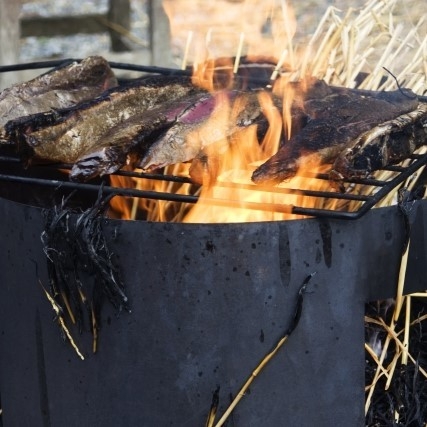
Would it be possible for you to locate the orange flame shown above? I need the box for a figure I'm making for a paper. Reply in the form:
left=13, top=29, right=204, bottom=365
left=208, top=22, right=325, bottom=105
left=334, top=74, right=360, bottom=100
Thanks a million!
left=109, top=1, right=341, bottom=223
left=182, top=75, right=337, bottom=224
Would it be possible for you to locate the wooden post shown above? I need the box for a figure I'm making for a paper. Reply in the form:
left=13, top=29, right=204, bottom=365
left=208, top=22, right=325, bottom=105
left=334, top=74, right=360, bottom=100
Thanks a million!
left=148, top=0, right=172, bottom=66
left=107, top=0, right=131, bottom=52
left=0, top=0, right=21, bottom=89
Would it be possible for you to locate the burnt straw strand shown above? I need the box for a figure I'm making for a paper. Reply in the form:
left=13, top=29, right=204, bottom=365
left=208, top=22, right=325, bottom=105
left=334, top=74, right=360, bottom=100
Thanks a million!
left=40, top=187, right=129, bottom=355
left=365, top=299, right=427, bottom=426
left=208, top=273, right=315, bottom=427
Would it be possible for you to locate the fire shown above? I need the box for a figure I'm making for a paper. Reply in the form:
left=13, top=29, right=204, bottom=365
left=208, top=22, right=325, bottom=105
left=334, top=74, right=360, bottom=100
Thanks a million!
left=108, top=0, right=426, bottom=223
left=209, top=78, right=337, bottom=223
left=182, top=75, right=337, bottom=223
left=162, top=0, right=321, bottom=223
left=109, top=0, right=338, bottom=223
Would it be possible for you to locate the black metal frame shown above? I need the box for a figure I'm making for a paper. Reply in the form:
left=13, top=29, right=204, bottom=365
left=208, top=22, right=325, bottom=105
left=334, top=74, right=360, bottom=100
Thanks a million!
left=1, top=59, right=427, bottom=220
left=0, top=58, right=190, bottom=76
left=2, top=152, right=427, bottom=219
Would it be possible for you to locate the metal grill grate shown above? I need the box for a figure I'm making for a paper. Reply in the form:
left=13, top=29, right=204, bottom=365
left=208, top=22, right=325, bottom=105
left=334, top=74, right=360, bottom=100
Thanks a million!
left=1, top=152, right=427, bottom=219
left=1, top=59, right=427, bottom=220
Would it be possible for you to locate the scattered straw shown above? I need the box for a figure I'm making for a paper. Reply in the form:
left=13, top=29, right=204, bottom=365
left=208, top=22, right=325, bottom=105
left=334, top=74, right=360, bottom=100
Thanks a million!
left=214, top=336, right=290, bottom=426
left=96, top=15, right=148, bottom=48
left=364, top=342, right=391, bottom=380
left=40, top=281, right=84, bottom=361
left=233, top=32, right=245, bottom=73
left=60, top=291, right=76, bottom=325
left=377, top=316, right=427, bottom=379
left=205, top=386, right=220, bottom=427
left=91, top=304, right=98, bottom=354
left=401, top=295, right=411, bottom=365
left=394, top=245, right=410, bottom=322
left=181, top=31, right=193, bottom=70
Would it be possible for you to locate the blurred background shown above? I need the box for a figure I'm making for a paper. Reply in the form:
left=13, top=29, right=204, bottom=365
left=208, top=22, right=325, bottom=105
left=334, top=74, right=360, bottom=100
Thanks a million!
left=0, top=1, right=426, bottom=88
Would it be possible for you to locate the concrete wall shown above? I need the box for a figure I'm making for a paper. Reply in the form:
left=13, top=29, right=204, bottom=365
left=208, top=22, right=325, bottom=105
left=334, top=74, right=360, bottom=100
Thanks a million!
left=0, top=0, right=21, bottom=89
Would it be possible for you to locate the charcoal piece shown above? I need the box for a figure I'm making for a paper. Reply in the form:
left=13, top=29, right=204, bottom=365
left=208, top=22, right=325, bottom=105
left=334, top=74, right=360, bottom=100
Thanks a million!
left=0, top=56, right=117, bottom=142
left=251, top=81, right=420, bottom=186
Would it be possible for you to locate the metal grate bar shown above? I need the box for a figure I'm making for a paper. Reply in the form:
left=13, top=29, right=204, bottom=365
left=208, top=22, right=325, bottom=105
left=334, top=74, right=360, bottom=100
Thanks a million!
left=0, top=59, right=190, bottom=76
left=1, top=152, right=427, bottom=219
left=19, top=159, right=371, bottom=202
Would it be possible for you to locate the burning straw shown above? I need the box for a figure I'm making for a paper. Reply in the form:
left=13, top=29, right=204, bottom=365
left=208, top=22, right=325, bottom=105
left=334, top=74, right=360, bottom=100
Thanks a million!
left=300, top=1, right=427, bottom=422
left=158, top=0, right=427, bottom=423
left=35, top=0, right=425, bottom=421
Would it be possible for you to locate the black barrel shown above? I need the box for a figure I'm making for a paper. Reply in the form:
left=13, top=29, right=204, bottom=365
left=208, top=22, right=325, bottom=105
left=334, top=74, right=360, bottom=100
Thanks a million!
left=1, top=196, right=426, bottom=426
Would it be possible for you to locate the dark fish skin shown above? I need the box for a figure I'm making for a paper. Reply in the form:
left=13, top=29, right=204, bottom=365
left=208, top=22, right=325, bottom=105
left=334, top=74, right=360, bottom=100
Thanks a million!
left=0, top=56, right=117, bottom=142
left=330, top=103, right=427, bottom=188
left=69, top=113, right=169, bottom=181
left=69, top=93, right=211, bottom=181
left=12, top=76, right=203, bottom=164
left=138, top=90, right=263, bottom=171
left=137, top=92, right=221, bottom=171
left=251, top=83, right=419, bottom=185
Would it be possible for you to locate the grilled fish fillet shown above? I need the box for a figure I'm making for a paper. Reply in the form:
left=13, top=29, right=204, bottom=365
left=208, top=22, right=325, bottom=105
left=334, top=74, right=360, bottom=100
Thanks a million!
left=138, top=90, right=262, bottom=171
left=0, top=56, right=117, bottom=142
left=330, top=102, right=427, bottom=188
left=11, top=76, right=203, bottom=165
left=69, top=92, right=211, bottom=181
left=251, top=80, right=420, bottom=185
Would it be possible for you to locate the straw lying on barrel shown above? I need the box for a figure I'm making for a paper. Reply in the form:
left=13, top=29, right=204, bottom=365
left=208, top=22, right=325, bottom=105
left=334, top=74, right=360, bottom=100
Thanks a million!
left=173, top=0, right=427, bottom=423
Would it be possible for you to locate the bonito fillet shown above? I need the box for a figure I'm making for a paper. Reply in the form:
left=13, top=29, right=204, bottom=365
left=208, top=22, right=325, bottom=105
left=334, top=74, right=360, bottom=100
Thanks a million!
left=0, top=56, right=117, bottom=142
left=251, top=81, right=420, bottom=186
left=9, top=76, right=204, bottom=167
left=69, top=92, right=212, bottom=181
left=138, top=90, right=263, bottom=171
left=330, top=103, right=427, bottom=189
